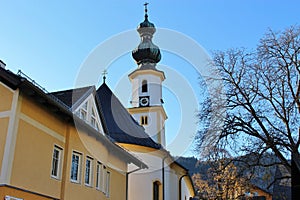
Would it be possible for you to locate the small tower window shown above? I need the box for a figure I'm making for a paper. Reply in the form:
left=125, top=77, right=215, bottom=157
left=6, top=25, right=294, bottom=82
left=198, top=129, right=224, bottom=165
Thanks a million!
left=142, top=80, right=148, bottom=93
left=141, top=116, right=148, bottom=125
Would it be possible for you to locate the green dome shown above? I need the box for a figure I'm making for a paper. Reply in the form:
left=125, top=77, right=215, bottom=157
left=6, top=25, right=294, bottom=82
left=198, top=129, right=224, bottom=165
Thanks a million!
left=132, top=41, right=161, bottom=64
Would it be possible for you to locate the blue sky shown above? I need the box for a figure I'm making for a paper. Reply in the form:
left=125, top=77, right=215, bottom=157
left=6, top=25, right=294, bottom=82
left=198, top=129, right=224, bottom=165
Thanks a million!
left=1, top=0, right=299, bottom=157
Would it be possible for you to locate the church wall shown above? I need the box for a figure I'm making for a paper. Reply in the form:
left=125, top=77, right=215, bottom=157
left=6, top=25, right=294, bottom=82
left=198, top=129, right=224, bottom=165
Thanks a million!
left=131, top=73, right=163, bottom=106
left=165, top=167, right=179, bottom=200
left=130, top=78, right=140, bottom=107
left=131, top=111, right=158, bottom=138
left=129, top=171, right=162, bottom=200
left=180, top=178, right=193, bottom=200
left=125, top=148, right=172, bottom=200
left=128, top=107, right=166, bottom=146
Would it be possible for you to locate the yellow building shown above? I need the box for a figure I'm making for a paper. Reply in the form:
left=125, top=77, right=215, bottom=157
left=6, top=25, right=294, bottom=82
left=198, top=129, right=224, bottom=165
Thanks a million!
left=0, top=66, right=146, bottom=200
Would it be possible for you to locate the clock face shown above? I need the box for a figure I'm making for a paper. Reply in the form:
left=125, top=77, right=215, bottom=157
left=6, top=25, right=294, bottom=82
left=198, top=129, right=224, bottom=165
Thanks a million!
left=139, top=96, right=149, bottom=107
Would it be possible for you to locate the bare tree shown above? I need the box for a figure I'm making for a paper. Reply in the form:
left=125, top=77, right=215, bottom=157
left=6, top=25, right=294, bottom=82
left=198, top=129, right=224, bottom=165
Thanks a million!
left=197, top=25, right=299, bottom=180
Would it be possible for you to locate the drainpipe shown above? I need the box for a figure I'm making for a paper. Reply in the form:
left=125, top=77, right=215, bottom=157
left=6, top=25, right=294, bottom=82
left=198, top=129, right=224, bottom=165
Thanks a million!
left=162, top=156, right=168, bottom=200
left=126, top=166, right=144, bottom=200
left=179, top=174, right=188, bottom=200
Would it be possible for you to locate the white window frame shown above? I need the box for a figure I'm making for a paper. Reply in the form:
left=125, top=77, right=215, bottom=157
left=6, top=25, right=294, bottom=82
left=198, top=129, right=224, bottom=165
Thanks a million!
left=105, top=171, right=110, bottom=197
left=85, top=156, right=93, bottom=186
left=91, top=108, right=99, bottom=130
left=70, top=151, right=82, bottom=183
left=102, top=166, right=107, bottom=193
left=51, top=145, right=63, bottom=179
left=96, top=162, right=102, bottom=190
left=79, top=101, right=88, bottom=121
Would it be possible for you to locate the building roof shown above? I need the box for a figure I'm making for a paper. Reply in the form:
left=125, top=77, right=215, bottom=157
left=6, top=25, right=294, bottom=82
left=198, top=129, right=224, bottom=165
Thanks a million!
left=96, top=83, right=161, bottom=149
left=49, top=80, right=161, bottom=149
left=50, top=86, right=94, bottom=108
left=0, top=67, right=147, bottom=169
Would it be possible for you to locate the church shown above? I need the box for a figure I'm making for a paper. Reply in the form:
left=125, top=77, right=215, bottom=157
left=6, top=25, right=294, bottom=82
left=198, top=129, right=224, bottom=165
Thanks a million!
left=0, top=4, right=195, bottom=200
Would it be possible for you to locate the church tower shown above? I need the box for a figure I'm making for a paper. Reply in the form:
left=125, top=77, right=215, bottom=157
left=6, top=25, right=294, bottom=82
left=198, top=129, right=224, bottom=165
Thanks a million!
left=128, top=3, right=167, bottom=147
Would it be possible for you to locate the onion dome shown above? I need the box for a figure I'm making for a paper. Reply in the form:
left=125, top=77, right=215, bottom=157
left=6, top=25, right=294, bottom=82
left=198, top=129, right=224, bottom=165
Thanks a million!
left=132, top=3, right=161, bottom=66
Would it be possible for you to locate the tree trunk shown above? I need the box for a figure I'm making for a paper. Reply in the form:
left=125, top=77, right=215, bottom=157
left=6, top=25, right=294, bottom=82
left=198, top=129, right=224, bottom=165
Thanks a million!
left=292, top=153, right=300, bottom=200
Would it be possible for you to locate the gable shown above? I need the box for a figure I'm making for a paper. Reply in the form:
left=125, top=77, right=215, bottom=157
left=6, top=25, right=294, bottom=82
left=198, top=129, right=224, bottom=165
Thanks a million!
left=74, top=93, right=104, bottom=134
left=50, top=86, right=105, bottom=134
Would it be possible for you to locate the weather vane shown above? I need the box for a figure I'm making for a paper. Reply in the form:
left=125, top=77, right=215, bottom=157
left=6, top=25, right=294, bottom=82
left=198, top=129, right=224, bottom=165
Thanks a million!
left=102, top=69, right=107, bottom=83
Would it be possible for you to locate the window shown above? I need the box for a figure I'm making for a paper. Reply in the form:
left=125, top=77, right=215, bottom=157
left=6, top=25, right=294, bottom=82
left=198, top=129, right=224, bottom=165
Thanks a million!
left=101, top=166, right=110, bottom=196
left=71, top=152, right=82, bottom=183
left=79, top=101, right=88, bottom=121
left=105, top=171, right=110, bottom=197
left=102, top=166, right=107, bottom=193
left=96, top=162, right=102, bottom=190
left=153, top=181, right=161, bottom=200
left=51, top=145, right=62, bottom=179
left=141, top=116, right=148, bottom=125
left=85, top=157, right=93, bottom=186
left=91, top=108, right=99, bottom=130
left=142, top=80, right=148, bottom=93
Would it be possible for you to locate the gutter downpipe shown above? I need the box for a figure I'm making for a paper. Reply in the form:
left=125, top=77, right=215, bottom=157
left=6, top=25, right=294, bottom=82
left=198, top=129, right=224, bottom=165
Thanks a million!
left=126, top=166, right=144, bottom=200
left=179, top=174, right=188, bottom=200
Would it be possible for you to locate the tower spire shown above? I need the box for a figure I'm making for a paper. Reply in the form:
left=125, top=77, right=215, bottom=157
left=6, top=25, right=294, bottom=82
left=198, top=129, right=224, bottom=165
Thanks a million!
left=144, top=2, right=149, bottom=18
left=132, top=3, right=161, bottom=68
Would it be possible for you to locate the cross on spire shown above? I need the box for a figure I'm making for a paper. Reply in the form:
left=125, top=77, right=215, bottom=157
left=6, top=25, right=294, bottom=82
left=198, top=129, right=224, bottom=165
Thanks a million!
left=102, top=69, right=107, bottom=83
left=144, top=2, right=149, bottom=18
left=144, top=2, right=149, bottom=13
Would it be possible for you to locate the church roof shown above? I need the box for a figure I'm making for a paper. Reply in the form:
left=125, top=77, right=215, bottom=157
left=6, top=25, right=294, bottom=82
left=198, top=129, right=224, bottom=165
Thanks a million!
left=48, top=81, right=161, bottom=149
left=96, top=83, right=161, bottom=149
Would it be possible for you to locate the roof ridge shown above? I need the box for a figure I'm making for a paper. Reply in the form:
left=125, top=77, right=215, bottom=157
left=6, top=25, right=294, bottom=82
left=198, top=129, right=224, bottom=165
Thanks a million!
left=50, top=85, right=94, bottom=94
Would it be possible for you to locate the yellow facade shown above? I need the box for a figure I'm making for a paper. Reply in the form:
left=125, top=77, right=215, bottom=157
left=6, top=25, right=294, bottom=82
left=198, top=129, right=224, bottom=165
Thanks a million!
left=0, top=81, right=132, bottom=200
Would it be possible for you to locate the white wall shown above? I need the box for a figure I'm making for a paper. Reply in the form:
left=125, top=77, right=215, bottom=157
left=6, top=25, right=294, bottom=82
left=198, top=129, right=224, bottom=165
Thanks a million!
left=127, top=151, right=194, bottom=200
left=130, top=74, right=163, bottom=107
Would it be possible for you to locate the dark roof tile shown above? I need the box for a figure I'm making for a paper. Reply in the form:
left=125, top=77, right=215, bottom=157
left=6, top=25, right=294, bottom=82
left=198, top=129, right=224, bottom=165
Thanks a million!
left=50, top=86, right=94, bottom=108
left=96, top=83, right=161, bottom=149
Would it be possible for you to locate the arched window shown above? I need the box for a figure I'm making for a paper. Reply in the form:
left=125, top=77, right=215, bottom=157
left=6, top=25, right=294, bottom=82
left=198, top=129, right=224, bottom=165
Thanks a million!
left=142, top=80, right=148, bottom=93
left=153, top=181, right=160, bottom=200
